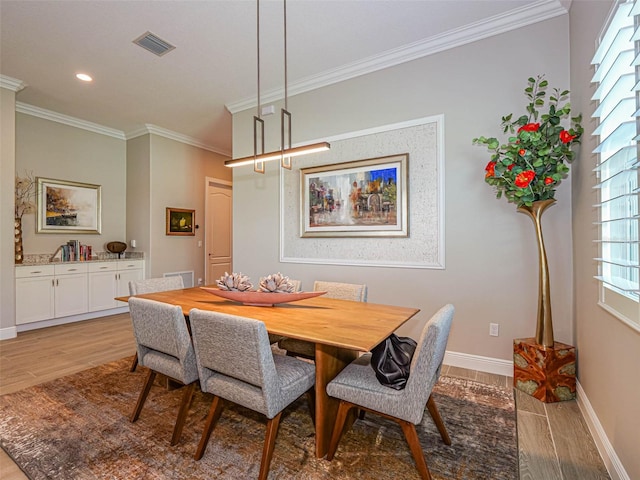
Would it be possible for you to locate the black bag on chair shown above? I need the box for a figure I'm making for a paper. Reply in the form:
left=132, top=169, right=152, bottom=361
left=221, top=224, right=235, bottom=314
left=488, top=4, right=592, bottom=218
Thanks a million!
left=370, top=333, right=417, bottom=390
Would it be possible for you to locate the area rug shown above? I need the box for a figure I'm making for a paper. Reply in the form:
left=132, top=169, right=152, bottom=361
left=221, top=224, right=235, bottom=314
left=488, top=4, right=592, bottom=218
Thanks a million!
left=0, top=358, right=517, bottom=479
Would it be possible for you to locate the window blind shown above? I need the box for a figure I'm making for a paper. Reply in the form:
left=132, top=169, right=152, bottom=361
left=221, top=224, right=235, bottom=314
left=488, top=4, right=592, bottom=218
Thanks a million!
left=591, top=0, right=640, bottom=298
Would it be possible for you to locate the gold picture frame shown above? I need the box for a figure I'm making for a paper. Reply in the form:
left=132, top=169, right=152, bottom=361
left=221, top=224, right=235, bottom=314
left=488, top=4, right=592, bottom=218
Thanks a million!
left=166, top=207, right=195, bottom=236
left=36, top=177, right=101, bottom=234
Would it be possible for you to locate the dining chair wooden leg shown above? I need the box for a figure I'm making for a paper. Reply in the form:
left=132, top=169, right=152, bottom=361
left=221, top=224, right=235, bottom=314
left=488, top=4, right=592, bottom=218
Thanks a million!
left=130, top=369, right=156, bottom=423
left=259, top=412, right=283, bottom=480
left=306, top=389, right=316, bottom=426
left=399, top=419, right=432, bottom=480
left=171, top=382, right=196, bottom=446
left=195, top=396, right=224, bottom=460
left=426, top=394, right=451, bottom=445
left=326, top=400, right=356, bottom=461
left=129, top=353, right=138, bottom=372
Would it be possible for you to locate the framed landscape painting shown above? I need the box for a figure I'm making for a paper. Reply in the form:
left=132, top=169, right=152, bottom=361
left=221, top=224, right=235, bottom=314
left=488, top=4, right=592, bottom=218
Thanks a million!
left=300, top=153, right=408, bottom=237
left=166, top=207, right=195, bottom=236
left=36, top=177, right=101, bottom=234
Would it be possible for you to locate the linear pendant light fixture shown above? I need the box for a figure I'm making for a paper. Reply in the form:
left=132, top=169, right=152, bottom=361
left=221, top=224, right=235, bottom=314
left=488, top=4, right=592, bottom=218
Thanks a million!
left=225, top=0, right=330, bottom=171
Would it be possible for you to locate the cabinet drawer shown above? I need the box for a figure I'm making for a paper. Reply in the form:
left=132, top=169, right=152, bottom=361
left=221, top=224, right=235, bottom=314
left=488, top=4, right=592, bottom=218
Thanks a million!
left=55, top=263, right=89, bottom=275
left=88, top=262, right=117, bottom=273
left=15, top=265, right=55, bottom=278
left=118, top=260, right=143, bottom=271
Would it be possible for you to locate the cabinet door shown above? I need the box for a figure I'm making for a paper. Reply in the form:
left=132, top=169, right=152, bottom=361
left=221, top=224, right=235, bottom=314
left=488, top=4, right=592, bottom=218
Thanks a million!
left=16, top=277, right=55, bottom=324
left=54, top=273, right=88, bottom=318
left=88, top=271, right=117, bottom=312
left=117, top=269, right=143, bottom=305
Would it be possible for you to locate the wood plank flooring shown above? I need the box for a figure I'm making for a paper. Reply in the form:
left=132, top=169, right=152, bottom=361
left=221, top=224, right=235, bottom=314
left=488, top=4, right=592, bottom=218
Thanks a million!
left=0, top=314, right=610, bottom=479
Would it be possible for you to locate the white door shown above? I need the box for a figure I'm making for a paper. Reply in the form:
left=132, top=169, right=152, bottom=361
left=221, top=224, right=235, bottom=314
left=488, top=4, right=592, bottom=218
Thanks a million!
left=205, top=178, right=232, bottom=285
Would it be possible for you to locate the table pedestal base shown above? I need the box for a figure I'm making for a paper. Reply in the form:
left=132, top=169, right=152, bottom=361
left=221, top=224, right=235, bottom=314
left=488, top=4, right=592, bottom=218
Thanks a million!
left=513, top=337, right=576, bottom=403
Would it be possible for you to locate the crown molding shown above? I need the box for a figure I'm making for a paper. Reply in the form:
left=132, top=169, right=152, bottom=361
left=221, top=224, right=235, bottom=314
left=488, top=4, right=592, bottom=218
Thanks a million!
left=16, top=102, right=126, bottom=139
left=14, top=103, right=229, bottom=155
left=0, top=74, right=27, bottom=92
left=126, top=124, right=231, bottom=157
left=226, top=0, right=568, bottom=114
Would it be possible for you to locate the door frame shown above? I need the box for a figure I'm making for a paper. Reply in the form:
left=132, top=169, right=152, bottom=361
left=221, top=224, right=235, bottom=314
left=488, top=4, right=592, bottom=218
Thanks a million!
left=204, top=177, right=233, bottom=285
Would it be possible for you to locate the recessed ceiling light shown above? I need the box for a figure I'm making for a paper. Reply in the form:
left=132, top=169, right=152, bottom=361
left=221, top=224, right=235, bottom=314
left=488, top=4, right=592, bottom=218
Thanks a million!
left=76, top=73, right=93, bottom=82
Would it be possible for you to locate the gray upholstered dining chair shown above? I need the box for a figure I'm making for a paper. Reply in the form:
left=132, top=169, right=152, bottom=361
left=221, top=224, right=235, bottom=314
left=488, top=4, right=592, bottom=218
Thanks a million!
left=325, top=304, right=454, bottom=480
left=128, top=276, right=185, bottom=372
left=278, top=280, right=368, bottom=359
left=189, top=308, right=316, bottom=480
left=128, top=297, right=198, bottom=446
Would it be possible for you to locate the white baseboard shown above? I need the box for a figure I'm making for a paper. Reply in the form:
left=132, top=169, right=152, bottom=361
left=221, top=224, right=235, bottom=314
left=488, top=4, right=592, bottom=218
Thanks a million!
left=577, top=381, right=630, bottom=480
left=0, top=326, right=18, bottom=340
left=15, top=307, right=129, bottom=333
left=444, top=350, right=513, bottom=376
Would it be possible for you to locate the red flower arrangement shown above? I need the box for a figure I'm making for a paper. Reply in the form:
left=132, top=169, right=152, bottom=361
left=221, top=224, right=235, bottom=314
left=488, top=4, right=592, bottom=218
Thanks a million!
left=473, top=75, right=583, bottom=207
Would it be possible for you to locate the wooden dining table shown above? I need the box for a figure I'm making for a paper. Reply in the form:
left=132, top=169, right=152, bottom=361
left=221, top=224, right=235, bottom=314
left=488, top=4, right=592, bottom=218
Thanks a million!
left=117, top=286, right=420, bottom=458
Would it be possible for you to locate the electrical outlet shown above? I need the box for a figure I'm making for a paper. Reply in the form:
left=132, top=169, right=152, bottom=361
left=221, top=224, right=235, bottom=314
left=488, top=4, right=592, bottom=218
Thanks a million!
left=197, top=278, right=203, bottom=285
left=489, top=323, right=499, bottom=337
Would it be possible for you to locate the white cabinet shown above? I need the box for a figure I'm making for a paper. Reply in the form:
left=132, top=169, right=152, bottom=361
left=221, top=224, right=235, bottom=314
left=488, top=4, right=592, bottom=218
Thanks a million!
left=15, top=263, right=88, bottom=324
left=88, top=260, right=144, bottom=311
left=17, top=259, right=145, bottom=325
left=53, top=263, right=88, bottom=317
left=115, top=260, right=144, bottom=301
left=15, top=265, right=55, bottom=324
left=88, top=262, right=118, bottom=312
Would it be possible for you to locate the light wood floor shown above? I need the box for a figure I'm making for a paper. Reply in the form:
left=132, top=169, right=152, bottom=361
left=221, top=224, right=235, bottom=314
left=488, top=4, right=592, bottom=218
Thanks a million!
left=0, top=314, right=610, bottom=479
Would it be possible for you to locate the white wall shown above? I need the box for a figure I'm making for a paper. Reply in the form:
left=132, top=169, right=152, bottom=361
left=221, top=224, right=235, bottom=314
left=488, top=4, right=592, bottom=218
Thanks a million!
left=231, top=15, right=573, bottom=362
left=126, top=135, right=151, bottom=275
left=0, top=87, right=17, bottom=332
left=148, top=134, right=231, bottom=283
left=8, top=113, right=231, bottom=328
left=570, top=1, right=640, bottom=478
left=15, top=113, right=127, bottom=255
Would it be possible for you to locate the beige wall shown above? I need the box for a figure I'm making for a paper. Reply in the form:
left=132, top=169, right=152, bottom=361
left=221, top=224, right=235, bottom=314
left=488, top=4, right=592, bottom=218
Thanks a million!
left=8, top=113, right=230, bottom=327
left=231, top=16, right=573, bottom=361
left=126, top=135, right=151, bottom=275
left=570, top=1, right=640, bottom=478
left=0, top=87, right=17, bottom=332
left=15, top=113, right=127, bottom=255
left=147, top=134, right=231, bottom=283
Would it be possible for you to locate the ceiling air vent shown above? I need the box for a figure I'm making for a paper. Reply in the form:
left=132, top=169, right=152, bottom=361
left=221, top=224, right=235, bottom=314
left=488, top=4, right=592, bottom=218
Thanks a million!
left=133, top=31, right=175, bottom=57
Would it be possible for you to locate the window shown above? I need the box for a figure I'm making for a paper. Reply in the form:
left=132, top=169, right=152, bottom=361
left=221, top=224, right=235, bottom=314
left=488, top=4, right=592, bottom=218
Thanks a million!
left=591, top=0, right=640, bottom=330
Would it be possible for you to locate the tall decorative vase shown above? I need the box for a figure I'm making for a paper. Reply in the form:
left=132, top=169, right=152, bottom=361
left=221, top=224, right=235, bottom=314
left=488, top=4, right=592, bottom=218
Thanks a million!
left=14, top=217, right=23, bottom=264
left=513, top=199, right=576, bottom=403
left=516, top=198, right=555, bottom=347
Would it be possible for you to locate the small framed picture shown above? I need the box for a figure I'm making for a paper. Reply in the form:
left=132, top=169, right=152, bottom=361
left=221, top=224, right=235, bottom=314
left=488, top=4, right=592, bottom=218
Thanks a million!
left=166, top=208, right=195, bottom=236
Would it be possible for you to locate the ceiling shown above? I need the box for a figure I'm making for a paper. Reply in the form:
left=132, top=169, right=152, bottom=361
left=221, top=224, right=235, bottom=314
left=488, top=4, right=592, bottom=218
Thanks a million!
left=0, top=0, right=569, bottom=156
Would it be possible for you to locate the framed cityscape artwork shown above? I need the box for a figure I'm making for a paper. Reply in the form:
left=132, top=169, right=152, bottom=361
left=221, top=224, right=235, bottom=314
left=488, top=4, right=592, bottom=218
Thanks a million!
left=300, top=153, right=408, bottom=237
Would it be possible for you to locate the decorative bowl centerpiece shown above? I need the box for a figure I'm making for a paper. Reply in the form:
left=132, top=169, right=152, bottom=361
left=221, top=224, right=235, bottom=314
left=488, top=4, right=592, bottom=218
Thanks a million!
left=201, top=272, right=326, bottom=307
left=106, top=241, right=127, bottom=258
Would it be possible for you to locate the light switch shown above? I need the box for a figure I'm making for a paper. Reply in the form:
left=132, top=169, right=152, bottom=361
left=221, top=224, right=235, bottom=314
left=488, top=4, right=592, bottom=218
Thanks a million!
left=198, top=240, right=202, bottom=248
